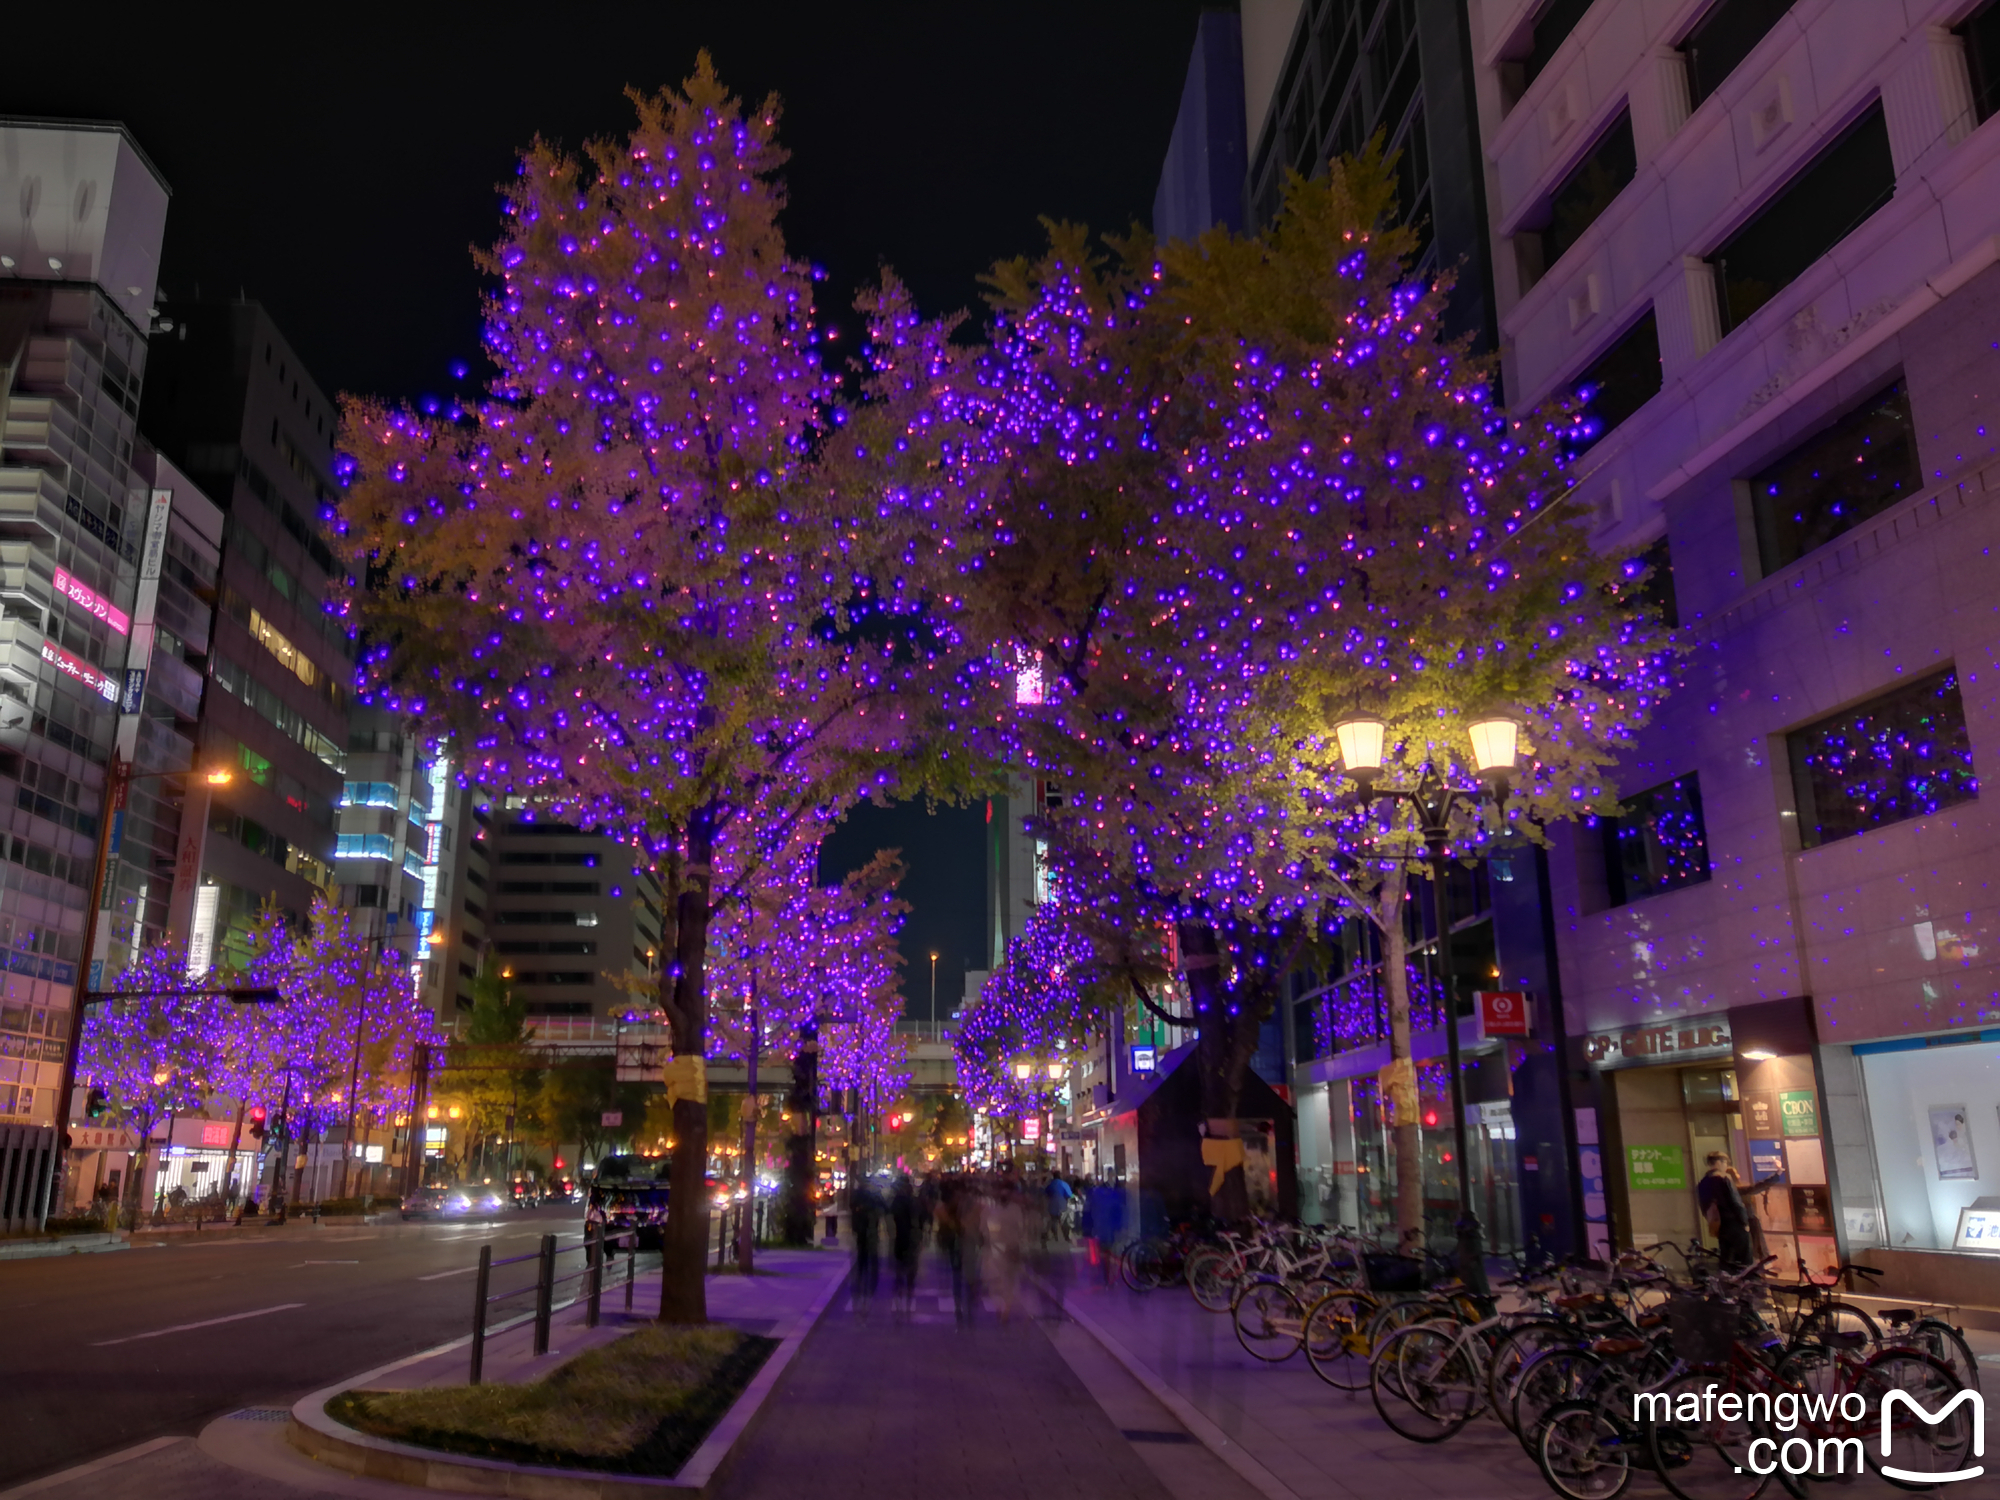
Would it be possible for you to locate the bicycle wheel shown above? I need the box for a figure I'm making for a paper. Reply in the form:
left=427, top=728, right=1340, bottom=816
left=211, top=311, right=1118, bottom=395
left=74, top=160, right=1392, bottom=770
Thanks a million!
left=1487, top=1321, right=1574, bottom=1435
left=1304, top=1290, right=1378, bottom=1392
left=1538, top=1399, right=1634, bottom=1500
left=1234, top=1279, right=1305, bottom=1362
left=1513, top=1347, right=1605, bottom=1456
left=1186, top=1248, right=1238, bottom=1312
left=1647, top=1368, right=1771, bottom=1500
left=1900, top=1317, right=1980, bottom=1393
left=1370, top=1321, right=1482, bottom=1443
left=1858, top=1349, right=1975, bottom=1490
left=1794, top=1301, right=1881, bottom=1350
left=1119, top=1241, right=1158, bottom=1293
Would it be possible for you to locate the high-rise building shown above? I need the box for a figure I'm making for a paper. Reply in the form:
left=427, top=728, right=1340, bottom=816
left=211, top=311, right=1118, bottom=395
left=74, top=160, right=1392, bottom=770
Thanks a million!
left=484, top=814, right=663, bottom=1030
left=1244, top=0, right=1498, bottom=349
left=0, top=120, right=170, bottom=1165
left=1466, top=0, right=2000, bottom=1281
left=139, top=300, right=350, bottom=968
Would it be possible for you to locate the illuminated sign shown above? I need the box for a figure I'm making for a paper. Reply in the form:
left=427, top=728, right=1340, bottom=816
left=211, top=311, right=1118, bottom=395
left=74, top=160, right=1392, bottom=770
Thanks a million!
left=1130, top=1046, right=1157, bottom=1073
left=1584, top=1016, right=1732, bottom=1068
left=40, top=640, right=119, bottom=702
left=53, top=568, right=131, bottom=634
left=188, top=885, right=220, bottom=977
left=1477, top=990, right=1531, bottom=1037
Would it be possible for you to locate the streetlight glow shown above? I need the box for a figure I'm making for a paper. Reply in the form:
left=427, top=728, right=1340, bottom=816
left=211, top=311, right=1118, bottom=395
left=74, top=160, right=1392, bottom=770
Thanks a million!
left=1333, top=714, right=1386, bottom=781
left=1466, top=715, right=1520, bottom=777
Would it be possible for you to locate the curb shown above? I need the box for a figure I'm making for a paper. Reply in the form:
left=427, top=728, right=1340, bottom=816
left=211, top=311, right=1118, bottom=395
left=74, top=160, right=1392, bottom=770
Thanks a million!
left=1040, top=1282, right=1302, bottom=1500
left=286, top=1263, right=849, bottom=1497
left=0, top=1233, right=129, bottom=1260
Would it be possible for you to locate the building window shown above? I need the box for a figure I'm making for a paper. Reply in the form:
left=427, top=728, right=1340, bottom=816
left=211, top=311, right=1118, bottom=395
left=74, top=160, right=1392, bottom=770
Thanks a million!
left=1603, top=774, right=1711, bottom=906
left=1541, top=109, right=1635, bottom=267
left=1748, top=380, right=1918, bottom=573
left=1571, top=310, right=1662, bottom=451
left=1787, top=668, right=1978, bottom=850
left=1519, top=0, right=1597, bottom=93
left=1681, top=0, right=1798, bottom=112
left=1959, top=0, right=2000, bottom=124
left=1632, top=535, right=1678, bottom=629
left=1710, top=103, right=1894, bottom=334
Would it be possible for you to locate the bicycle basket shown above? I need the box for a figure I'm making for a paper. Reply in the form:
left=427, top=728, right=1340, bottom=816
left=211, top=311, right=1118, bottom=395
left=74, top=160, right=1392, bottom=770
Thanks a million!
left=1666, top=1293, right=1738, bottom=1364
left=1362, top=1251, right=1425, bottom=1292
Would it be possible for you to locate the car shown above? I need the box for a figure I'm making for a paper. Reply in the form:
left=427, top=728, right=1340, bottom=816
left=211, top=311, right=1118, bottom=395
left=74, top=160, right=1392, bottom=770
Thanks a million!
left=401, top=1185, right=447, bottom=1220
left=442, top=1184, right=506, bottom=1216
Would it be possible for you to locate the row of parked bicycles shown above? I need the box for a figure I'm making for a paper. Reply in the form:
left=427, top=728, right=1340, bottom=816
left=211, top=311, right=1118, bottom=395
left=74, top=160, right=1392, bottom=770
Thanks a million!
left=1116, top=1219, right=1983, bottom=1499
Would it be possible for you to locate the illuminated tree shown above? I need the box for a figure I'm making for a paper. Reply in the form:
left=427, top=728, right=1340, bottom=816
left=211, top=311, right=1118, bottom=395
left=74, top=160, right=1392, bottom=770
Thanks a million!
left=334, top=58, right=992, bottom=1316
left=964, top=151, right=1679, bottom=1221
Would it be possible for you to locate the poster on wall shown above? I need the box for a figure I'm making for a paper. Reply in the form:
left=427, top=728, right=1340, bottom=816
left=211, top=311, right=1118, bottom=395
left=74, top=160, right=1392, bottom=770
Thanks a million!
left=1743, top=1092, right=1779, bottom=1136
left=1627, top=1144, right=1686, bottom=1190
left=1779, top=1089, right=1819, bottom=1137
left=1790, top=1183, right=1834, bottom=1236
left=1784, top=1137, right=1828, bottom=1187
left=1764, top=1230, right=1798, bottom=1276
left=1929, top=1105, right=1978, bottom=1180
left=1760, top=1183, right=1795, bottom=1234
left=1748, top=1138, right=1787, bottom=1184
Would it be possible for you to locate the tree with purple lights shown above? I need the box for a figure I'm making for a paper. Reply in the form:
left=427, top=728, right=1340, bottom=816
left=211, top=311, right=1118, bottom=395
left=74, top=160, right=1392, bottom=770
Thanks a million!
left=954, top=899, right=1102, bottom=1126
left=335, top=58, right=992, bottom=1316
left=966, top=151, right=1679, bottom=1222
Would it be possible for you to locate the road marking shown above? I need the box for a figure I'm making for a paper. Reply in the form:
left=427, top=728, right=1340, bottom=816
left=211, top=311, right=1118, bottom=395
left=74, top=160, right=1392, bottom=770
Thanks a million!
left=0, top=1436, right=184, bottom=1496
left=89, top=1302, right=305, bottom=1347
left=290, top=1260, right=360, bottom=1267
left=417, top=1265, right=479, bottom=1281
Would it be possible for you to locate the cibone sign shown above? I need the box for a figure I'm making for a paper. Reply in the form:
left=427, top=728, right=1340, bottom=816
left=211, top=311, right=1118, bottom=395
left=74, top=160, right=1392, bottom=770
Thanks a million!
left=1631, top=1384, right=1984, bottom=1483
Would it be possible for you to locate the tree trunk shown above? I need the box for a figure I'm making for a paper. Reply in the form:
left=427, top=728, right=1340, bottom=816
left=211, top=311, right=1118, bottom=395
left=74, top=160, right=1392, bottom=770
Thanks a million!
left=659, top=802, right=717, bottom=1324
left=220, top=1099, right=248, bottom=1212
left=779, top=1025, right=818, bottom=1245
left=1377, top=864, right=1424, bottom=1245
left=737, top=999, right=757, bottom=1274
left=1177, top=918, right=1250, bottom=1221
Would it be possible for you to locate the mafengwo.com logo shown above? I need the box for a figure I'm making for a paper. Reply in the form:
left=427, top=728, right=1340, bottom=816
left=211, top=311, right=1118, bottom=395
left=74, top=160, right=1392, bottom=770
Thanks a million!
left=1640, top=1383, right=1984, bottom=1483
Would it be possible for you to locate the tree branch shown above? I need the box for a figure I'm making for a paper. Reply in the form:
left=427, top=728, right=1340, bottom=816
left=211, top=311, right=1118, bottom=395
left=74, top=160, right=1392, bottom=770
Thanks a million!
left=1131, top=973, right=1195, bottom=1027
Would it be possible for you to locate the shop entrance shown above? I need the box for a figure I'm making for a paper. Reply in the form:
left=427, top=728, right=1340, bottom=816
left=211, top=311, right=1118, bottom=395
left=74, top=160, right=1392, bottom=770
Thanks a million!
left=1605, top=1064, right=1740, bottom=1253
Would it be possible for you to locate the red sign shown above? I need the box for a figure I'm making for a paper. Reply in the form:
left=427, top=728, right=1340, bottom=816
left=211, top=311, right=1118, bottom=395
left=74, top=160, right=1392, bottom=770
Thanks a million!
left=1022, top=1116, right=1042, bottom=1142
left=200, top=1120, right=234, bottom=1146
left=1477, top=990, right=1531, bottom=1037
left=53, top=567, right=131, bottom=634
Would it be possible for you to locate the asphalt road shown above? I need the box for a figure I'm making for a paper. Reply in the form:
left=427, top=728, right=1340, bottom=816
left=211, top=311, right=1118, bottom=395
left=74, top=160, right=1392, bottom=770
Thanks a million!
left=0, top=1205, right=634, bottom=1488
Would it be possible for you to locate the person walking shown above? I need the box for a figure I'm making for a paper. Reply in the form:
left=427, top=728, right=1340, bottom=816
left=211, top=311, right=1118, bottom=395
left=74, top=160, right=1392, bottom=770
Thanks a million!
left=890, top=1173, right=921, bottom=1314
left=1043, top=1173, right=1073, bottom=1242
left=850, top=1177, right=883, bottom=1309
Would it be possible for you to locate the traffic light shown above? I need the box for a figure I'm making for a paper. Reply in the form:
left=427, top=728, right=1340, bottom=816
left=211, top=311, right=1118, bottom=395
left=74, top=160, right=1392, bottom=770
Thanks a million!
left=85, top=1088, right=107, bottom=1119
left=248, top=1105, right=267, bottom=1141
left=1421, top=1109, right=1440, bottom=1129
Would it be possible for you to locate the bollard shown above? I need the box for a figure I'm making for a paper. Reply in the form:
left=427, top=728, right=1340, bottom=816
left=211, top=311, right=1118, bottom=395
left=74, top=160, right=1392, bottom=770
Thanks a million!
left=532, top=1233, right=556, bottom=1356
left=585, top=1222, right=603, bottom=1328
left=824, top=1210, right=838, bottom=1244
left=714, top=1206, right=725, bottom=1270
left=470, top=1244, right=492, bottom=1385
left=625, top=1232, right=636, bottom=1313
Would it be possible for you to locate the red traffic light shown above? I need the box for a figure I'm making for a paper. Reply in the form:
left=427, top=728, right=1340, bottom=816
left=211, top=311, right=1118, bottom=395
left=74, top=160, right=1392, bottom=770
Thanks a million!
left=249, top=1106, right=267, bottom=1123
left=553, top=1156, right=565, bottom=1170
left=1421, top=1109, right=1440, bottom=1128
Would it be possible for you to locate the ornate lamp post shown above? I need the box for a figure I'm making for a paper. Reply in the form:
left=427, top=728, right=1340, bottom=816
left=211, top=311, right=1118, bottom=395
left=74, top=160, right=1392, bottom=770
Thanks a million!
left=1332, top=711, right=1519, bottom=1294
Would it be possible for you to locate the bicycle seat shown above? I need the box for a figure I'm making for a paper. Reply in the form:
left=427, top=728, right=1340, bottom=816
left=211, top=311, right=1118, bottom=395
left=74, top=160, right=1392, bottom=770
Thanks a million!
left=1591, top=1336, right=1647, bottom=1356
left=1882, top=1307, right=1915, bottom=1324
left=1555, top=1293, right=1602, bottom=1311
left=1636, top=1312, right=1665, bottom=1329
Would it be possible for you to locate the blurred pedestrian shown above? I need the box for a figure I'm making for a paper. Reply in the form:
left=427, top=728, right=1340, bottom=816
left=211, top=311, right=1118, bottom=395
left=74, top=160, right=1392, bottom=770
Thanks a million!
left=851, top=1177, right=883, bottom=1308
left=1043, top=1173, right=1073, bottom=1242
left=1087, top=1177, right=1126, bottom=1286
left=890, top=1173, right=920, bottom=1313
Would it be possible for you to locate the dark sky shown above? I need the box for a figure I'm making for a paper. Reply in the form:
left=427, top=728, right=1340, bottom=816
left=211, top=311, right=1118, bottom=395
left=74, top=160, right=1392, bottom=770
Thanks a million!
left=5, top=1, right=1214, bottom=1015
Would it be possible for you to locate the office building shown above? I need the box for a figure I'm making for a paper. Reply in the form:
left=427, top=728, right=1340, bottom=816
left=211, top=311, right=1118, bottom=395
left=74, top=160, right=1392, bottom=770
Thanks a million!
left=1467, top=0, right=2000, bottom=1292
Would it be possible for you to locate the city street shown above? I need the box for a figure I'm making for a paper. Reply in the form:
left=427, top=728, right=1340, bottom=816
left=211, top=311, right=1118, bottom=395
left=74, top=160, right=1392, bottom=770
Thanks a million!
left=0, top=1206, right=593, bottom=1488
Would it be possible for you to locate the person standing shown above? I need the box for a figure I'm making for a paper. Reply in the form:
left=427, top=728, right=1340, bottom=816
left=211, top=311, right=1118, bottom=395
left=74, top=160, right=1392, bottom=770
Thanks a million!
left=890, top=1173, right=921, bottom=1313
left=850, top=1177, right=883, bottom=1308
left=1696, top=1152, right=1752, bottom=1269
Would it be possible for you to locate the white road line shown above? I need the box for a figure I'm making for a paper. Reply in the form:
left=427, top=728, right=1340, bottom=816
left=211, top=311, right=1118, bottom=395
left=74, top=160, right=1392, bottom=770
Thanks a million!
left=290, top=1260, right=360, bottom=1267
left=0, top=1436, right=184, bottom=1496
left=89, top=1302, right=305, bottom=1347
left=417, top=1265, right=479, bottom=1281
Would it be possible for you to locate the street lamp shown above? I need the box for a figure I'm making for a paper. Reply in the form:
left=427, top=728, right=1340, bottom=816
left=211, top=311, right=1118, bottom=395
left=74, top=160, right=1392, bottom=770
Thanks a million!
left=1332, top=711, right=1520, bottom=1294
left=929, top=952, right=939, bottom=1039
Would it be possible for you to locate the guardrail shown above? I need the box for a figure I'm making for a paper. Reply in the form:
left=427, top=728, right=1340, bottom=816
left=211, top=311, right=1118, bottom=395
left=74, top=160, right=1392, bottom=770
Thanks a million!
left=468, top=1224, right=637, bottom=1384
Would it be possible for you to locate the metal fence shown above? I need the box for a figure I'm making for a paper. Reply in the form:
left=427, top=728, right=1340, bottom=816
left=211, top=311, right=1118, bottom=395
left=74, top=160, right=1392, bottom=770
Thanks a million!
left=0, top=1123, right=57, bottom=1233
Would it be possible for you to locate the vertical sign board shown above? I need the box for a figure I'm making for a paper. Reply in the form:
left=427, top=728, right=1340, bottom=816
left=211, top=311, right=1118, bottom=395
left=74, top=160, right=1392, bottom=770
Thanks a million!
left=1476, top=990, right=1531, bottom=1037
left=187, top=885, right=221, bottom=978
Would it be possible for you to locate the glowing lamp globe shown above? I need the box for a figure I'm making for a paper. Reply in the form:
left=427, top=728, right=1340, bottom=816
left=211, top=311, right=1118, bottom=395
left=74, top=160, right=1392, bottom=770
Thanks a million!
left=1467, top=715, right=1520, bottom=778
left=1333, top=714, right=1386, bottom=784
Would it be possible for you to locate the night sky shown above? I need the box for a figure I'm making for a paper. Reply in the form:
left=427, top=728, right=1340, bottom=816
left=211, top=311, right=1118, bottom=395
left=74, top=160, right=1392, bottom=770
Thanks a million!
left=4, top=2, right=1216, bottom=1016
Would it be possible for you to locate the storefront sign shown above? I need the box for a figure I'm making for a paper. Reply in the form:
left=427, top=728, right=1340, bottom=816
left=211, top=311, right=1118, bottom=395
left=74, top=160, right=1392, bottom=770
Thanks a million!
left=1130, top=1045, right=1157, bottom=1073
left=1780, top=1089, right=1819, bottom=1137
left=1627, top=1144, right=1687, bottom=1190
left=199, top=1121, right=233, bottom=1146
left=67, top=1125, right=138, bottom=1150
left=39, top=640, right=119, bottom=702
left=1477, top=990, right=1531, bottom=1037
left=52, top=568, right=131, bottom=634
left=1585, top=1017, right=1731, bottom=1068
left=1022, top=1117, right=1042, bottom=1142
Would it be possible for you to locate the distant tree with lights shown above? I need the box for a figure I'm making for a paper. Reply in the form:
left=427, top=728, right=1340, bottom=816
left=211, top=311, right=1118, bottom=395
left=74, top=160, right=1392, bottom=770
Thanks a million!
left=336, top=59, right=994, bottom=1316
left=966, top=150, right=1679, bottom=1221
